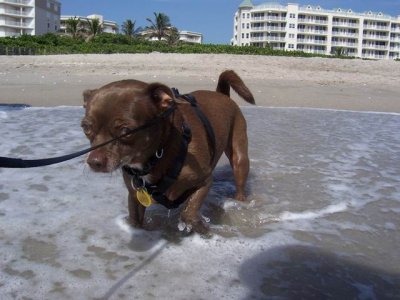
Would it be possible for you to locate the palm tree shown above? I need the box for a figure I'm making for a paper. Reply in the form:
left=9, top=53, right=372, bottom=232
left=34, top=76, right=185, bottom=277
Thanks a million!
left=166, top=27, right=181, bottom=46
left=86, top=18, right=103, bottom=41
left=122, top=19, right=136, bottom=38
left=65, top=17, right=84, bottom=39
left=145, top=12, right=172, bottom=41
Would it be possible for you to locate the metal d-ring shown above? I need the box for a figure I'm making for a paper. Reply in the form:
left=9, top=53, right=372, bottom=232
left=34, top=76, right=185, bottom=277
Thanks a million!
left=130, top=177, right=147, bottom=191
left=156, top=148, right=164, bottom=159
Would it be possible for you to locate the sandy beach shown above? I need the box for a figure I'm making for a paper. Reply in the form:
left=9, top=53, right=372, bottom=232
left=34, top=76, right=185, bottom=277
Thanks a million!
left=0, top=53, right=399, bottom=113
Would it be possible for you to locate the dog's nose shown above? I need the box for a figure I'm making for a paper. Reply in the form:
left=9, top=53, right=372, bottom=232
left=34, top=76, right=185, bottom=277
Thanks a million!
left=87, top=152, right=107, bottom=172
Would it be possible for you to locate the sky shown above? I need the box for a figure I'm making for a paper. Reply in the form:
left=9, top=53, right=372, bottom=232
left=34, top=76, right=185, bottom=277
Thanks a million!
left=60, top=0, right=400, bottom=44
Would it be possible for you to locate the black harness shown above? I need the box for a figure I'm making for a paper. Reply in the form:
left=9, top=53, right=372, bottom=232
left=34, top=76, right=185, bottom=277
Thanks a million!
left=123, top=89, right=216, bottom=209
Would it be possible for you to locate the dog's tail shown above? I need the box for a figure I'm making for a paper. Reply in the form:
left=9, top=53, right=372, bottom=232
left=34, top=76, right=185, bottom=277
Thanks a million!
left=216, top=70, right=255, bottom=105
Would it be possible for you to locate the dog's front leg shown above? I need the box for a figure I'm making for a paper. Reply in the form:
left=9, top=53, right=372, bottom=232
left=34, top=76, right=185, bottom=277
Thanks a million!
left=127, top=191, right=146, bottom=227
left=123, top=173, right=146, bottom=227
left=180, top=176, right=212, bottom=235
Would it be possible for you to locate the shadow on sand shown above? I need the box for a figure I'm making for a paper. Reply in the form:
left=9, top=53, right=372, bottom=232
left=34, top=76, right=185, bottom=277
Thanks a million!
left=239, top=245, right=400, bottom=299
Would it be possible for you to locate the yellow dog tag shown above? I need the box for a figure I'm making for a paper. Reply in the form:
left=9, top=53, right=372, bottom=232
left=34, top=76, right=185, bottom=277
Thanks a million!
left=136, top=188, right=153, bottom=207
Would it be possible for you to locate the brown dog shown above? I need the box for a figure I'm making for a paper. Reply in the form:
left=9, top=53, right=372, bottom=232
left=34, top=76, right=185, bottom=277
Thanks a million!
left=81, top=70, right=255, bottom=234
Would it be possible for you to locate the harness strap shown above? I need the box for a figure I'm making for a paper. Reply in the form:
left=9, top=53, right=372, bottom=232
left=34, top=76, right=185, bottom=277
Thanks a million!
left=124, top=90, right=217, bottom=210
left=172, top=88, right=216, bottom=165
left=123, top=123, right=192, bottom=209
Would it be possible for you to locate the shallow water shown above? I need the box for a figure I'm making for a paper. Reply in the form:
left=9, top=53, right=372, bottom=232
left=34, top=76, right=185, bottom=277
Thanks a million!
left=0, top=106, right=399, bottom=299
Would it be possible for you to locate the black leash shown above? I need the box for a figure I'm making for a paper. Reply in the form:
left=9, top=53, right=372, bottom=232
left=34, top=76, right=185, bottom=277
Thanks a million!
left=0, top=103, right=177, bottom=168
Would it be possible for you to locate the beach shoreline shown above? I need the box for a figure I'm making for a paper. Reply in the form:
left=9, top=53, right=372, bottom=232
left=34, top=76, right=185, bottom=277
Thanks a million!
left=1, top=53, right=399, bottom=113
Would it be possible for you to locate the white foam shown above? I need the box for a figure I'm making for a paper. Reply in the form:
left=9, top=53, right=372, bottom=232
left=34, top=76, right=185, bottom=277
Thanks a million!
left=279, top=202, right=349, bottom=221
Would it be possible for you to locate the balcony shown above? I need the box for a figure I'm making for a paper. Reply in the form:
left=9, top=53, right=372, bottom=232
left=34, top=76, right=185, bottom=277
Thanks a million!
left=252, top=26, right=286, bottom=32
left=297, top=28, right=327, bottom=35
left=331, top=41, right=357, bottom=47
left=252, top=16, right=286, bottom=22
left=0, top=0, right=33, bottom=6
left=362, top=44, right=388, bottom=50
left=297, top=38, right=327, bottom=45
left=251, top=35, right=285, bottom=42
left=363, top=24, right=389, bottom=31
left=363, top=34, right=389, bottom=41
left=332, top=31, right=358, bottom=37
left=391, top=27, right=400, bottom=33
left=0, top=8, right=32, bottom=17
left=332, top=22, right=359, bottom=28
left=0, top=20, right=31, bottom=28
left=298, top=18, right=328, bottom=25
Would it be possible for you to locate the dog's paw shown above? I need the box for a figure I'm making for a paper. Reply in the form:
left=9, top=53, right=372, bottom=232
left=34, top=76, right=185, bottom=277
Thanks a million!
left=178, top=218, right=211, bottom=237
left=235, top=192, right=247, bottom=202
left=125, top=216, right=143, bottom=228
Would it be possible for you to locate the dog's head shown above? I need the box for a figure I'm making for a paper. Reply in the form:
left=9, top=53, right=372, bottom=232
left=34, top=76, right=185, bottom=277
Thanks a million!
left=81, top=80, right=174, bottom=172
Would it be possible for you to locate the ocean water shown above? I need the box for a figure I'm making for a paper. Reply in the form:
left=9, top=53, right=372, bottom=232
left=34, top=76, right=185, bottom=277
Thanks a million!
left=0, top=106, right=399, bottom=299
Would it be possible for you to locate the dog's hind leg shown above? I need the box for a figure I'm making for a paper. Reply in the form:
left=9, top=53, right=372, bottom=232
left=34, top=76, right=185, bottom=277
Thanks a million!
left=225, top=112, right=250, bottom=202
left=180, top=176, right=213, bottom=235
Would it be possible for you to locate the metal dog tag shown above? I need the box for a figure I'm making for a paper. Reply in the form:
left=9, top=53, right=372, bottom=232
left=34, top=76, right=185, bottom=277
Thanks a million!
left=136, top=188, right=153, bottom=207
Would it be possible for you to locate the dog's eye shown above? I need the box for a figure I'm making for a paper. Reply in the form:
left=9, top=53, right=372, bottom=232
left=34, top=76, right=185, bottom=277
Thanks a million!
left=120, top=127, right=132, bottom=136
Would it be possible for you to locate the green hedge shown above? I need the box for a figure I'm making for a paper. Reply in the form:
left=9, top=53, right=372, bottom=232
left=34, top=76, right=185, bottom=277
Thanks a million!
left=0, top=32, right=347, bottom=59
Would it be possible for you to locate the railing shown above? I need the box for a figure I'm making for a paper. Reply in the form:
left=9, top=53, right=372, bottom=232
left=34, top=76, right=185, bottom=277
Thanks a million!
left=363, top=24, right=389, bottom=30
left=297, top=38, right=327, bottom=44
left=363, top=34, right=389, bottom=40
left=332, top=31, right=358, bottom=37
left=298, top=29, right=327, bottom=34
left=252, top=16, right=287, bottom=22
left=298, top=18, right=328, bottom=25
left=332, top=22, right=359, bottom=28
left=2, top=0, right=32, bottom=5
left=0, top=20, right=31, bottom=27
left=252, top=26, right=286, bottom=32
left=251, top=36, right=285, bottom=42
left=3, top=9, right=31, bottom=16
left=362, top=44, right=388, bottom=50
left=331, top=41, right=357, bottom=47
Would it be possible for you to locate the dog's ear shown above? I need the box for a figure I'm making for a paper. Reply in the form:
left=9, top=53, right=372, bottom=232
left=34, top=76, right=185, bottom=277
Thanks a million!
left=83, top=89, right=96, bottom=109
left=147, top=83, right=174, bottom=111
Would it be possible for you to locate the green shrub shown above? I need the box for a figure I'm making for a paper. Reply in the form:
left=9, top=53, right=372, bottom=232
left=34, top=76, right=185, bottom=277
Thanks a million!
left=0, top=33, right=349, bottom=60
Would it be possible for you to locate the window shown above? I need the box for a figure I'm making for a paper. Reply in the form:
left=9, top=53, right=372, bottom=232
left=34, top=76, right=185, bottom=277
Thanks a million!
left=289, top=13, right=296, bottom=18
left=289, top=23, right=295, bottom=29
left=289, top=33, right=295, bottom=38
left=242, top=33, right=244, bottom=38
left=242, top=13, right=245, bottom=18
left=246, top=33, right=249, bottom=38
left=247, top=23, right=250, bottom=29
left=242, top=23, right=245, bottom=29
left=247, top=13, right=250, bottom=19
left=288, top=44, right=294, bottom=49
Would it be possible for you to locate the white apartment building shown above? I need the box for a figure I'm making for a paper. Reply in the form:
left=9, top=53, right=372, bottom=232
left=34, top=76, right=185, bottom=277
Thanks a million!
left=233, top=1, right=400, bottom=59
left=60, top=14, right=119, bottom=34
left=141, top=29, right=203, bottom=44
left=0, top=0, right=60, bottom=37
left=179, top=30, right=202, bottom=44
